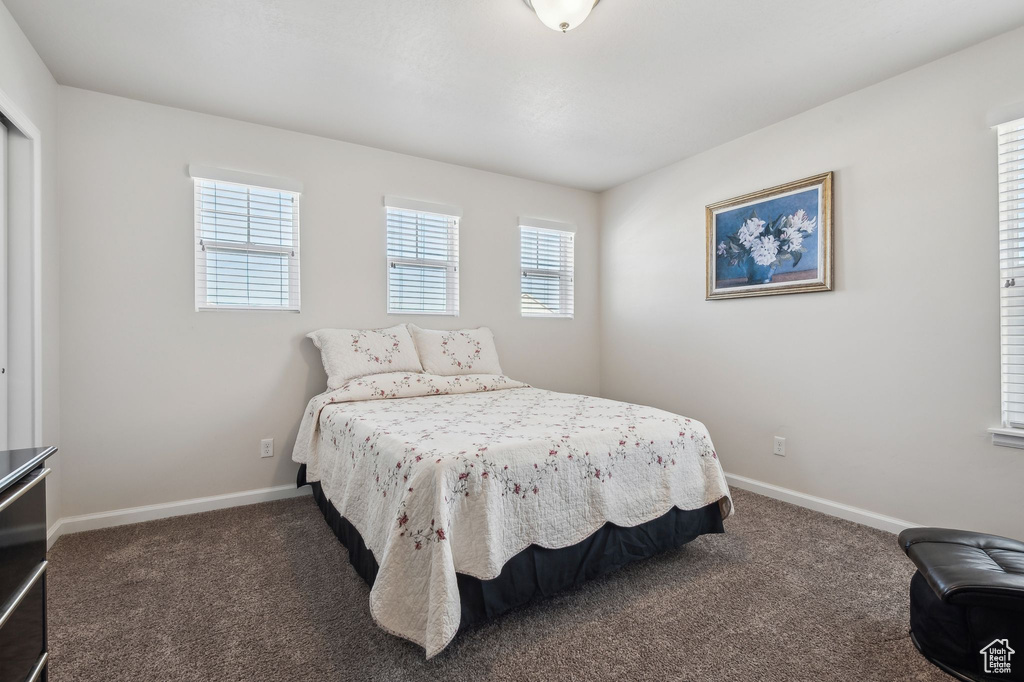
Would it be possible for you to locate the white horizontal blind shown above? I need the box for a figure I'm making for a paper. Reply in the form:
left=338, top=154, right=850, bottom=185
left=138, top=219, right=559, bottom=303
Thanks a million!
left=1000, top=117, right=1024, bottom=427
left=386, top=202, right=459, bottom=315
left=521, top=226, right=574, bottom=318
left=194, top=178, right=300, bottom=311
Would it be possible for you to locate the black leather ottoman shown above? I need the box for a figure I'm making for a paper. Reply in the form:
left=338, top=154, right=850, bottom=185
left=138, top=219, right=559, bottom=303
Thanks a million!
left=899, top=528, right=1024, bottom=681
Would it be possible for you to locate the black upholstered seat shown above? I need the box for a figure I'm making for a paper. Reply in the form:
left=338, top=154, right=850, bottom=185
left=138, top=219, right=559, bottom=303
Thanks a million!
left=899, top=527, right=1024, bottom=681
left=901, top=527, right=1024, bottom=610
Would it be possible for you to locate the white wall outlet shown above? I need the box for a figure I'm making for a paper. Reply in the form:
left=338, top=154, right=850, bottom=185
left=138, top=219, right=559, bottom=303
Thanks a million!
left=773, top=436, right=786, bottom=457
left=260, top=438, right=274, bottom=458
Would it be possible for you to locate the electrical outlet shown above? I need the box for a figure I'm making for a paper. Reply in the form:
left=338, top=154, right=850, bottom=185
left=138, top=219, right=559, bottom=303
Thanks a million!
left=773, top=436, right=786, bottom=457
left=260, top=438, right=274, bottom=458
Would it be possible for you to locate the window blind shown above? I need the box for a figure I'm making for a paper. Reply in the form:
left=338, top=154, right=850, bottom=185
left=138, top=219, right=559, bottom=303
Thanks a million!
left=999, top=117, right=1024, bottom=427
left=193, top=174, right=300, bottom=311
left=385, top=198, right=460, bottom=315
left=521, top=222, right=574, bottom=318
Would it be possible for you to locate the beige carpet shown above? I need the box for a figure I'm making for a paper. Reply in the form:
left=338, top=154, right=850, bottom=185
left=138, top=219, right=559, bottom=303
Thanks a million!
left=46, top=488, right=947, bottom=682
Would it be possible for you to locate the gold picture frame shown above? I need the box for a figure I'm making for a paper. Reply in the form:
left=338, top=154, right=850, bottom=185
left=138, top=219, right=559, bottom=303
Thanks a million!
left=706, top=171, right=833, bottom=300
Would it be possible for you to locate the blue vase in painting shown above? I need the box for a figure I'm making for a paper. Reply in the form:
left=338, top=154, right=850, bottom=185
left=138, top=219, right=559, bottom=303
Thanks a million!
left=746, top=260, right=776, bottom=284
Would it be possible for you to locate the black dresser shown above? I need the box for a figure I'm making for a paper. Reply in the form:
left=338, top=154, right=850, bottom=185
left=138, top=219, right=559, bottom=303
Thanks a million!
left=0, top=447, right=56, bottom=682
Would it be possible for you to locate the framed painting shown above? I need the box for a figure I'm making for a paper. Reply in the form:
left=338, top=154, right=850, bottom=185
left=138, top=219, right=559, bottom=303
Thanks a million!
left=706, top=171, right=833, bottom=300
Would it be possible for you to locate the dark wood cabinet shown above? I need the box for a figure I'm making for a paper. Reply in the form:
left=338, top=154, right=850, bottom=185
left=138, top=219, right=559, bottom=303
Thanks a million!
left=0, top=447, right=56, bottom=682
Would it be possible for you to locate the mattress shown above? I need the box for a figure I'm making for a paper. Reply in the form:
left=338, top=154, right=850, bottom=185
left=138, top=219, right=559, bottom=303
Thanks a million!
left=292, top=372, right=733, bottom=658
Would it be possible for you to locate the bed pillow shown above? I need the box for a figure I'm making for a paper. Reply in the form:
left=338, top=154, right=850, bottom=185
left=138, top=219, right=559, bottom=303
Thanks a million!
left=408, top=325, right=504, bottom=376
left=307, top=325, right=423, bottom=389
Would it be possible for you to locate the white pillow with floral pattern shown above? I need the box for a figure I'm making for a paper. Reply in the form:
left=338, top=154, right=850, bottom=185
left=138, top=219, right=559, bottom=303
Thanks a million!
left=307, top=325, right=423, bottom=390
left=408, top=325, right=504, bottom=376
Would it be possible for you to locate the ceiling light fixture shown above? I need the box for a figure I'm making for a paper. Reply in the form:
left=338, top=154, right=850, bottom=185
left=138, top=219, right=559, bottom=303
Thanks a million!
left=524, top=0, right=601, bottom=33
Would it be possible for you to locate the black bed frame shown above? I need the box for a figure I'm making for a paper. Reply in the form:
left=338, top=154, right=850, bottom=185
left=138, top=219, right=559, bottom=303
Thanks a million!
left=297, top=464, right=724, bottom=632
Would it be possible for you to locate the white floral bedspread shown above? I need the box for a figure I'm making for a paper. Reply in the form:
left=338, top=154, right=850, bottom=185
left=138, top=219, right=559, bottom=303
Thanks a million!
left=292, top=372, right=733, bottom=658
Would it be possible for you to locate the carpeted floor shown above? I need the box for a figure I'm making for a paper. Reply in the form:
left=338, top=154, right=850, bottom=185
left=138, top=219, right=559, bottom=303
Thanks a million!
left=46, top=488, right=947, bottom=681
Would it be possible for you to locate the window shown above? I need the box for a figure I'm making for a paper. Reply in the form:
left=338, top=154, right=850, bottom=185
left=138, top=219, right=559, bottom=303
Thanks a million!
left=999, top=118, right=1024, bottom=427
left=520, top=218, right=574, bottom=318
left=190, top=166, right=301, bottom=311
left=385, top=196, right=460, bottom=316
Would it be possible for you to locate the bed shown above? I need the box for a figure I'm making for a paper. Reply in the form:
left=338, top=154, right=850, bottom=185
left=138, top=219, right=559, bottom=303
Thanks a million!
left=292, top=371, right=733, bottom=658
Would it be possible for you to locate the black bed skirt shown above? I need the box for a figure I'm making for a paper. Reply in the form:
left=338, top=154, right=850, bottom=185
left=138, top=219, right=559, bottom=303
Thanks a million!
left=297, top=464, right=724, bottom=630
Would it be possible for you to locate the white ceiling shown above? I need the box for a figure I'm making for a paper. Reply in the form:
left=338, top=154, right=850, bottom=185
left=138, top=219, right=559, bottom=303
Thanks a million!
left=7, top=0, right=1024, bottom=191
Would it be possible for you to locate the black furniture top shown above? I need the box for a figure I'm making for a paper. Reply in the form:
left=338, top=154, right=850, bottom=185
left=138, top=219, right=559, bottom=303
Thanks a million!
left=0, top=447, right=57, bottom=497
left=900, top=527, right=1024, bottom=611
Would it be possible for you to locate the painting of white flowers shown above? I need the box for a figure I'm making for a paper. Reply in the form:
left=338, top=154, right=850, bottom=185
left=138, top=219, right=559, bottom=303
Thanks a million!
left=706, top=171, right=833, bottom=300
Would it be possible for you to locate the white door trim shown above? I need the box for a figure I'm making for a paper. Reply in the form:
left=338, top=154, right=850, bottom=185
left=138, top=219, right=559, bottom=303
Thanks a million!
left=0, top=118, right=8, bottom=449
left=0, top=86, right=44, bottom=446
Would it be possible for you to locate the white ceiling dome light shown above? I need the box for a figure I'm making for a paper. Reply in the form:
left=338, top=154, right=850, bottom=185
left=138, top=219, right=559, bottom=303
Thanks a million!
left=524, top=0, right=601, bottom=33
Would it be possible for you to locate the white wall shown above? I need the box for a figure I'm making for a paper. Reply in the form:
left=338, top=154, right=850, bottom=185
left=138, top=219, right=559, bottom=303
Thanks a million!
left=600, top=26, right=1024, bottom=538
left=57, top=87, right=599, bottom=518
left=0, top=2, right=60, bottom=527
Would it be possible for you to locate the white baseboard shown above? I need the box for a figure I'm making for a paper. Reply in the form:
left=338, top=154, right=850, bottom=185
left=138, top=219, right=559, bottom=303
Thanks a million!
left=46, top=519, right=63, bottom=549
left=46, top=483, right=311, bottom=548
left=42, top=473, right=914, bottom=549
left=725, top=472, right=919, bottom=535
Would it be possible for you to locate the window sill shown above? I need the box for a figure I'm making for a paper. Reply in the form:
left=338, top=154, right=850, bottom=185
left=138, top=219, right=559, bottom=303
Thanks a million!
left=989, top=427, right=1024, bottom=449
left=521, top=314, right=575, bottom=319
left=196, top=306, right=301, bottom=313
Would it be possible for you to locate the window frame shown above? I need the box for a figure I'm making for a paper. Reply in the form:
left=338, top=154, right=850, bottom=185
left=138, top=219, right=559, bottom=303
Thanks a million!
left=520, top=217, right=575, bottom=319
left=384, top=196, right=461, bottom=317
left=190, top=166, right=302, bottom=313
left=992, top=117, right=1024, bottom=448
